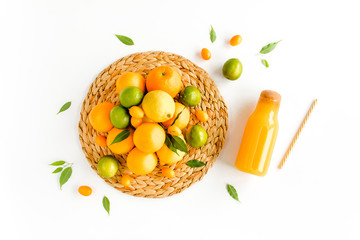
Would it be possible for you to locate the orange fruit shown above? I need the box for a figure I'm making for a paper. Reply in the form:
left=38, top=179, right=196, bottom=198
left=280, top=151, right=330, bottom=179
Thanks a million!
left=106, top=128, right=135, bottom=154
left=121, top=174, right=132, bottom=187
left=157, top=135, right=186, bottom=165
left=89, top=102, right=114, bottom=132
left=162, top=167, right=175, bottom=178
left=133, top=123, right=165, bottom=153
left=146, top=66, right=182, bottom=98
left=116, top=72, right=146, bottom=94
left=131, top=117, right=143, bottom=128
left=230, top=35, right=242, bottom=46
left=129, top=106, right=144, bottom=118
left=162, top=102, right=190, bottom=129
left=78, top=186, right=92, bottom=196
left=127, top=147, right=158, bottom=175
left=201, top=48, right=211, bottom=60
left=95, top=135, right=107, bottom=147
left=195, top=110, right=209, bottom=122
left=167, top=125, right=181, bottom=136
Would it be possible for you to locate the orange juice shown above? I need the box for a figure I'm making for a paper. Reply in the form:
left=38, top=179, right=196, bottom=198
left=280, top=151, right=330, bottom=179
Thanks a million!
left=235, top=90, right=281, bottom=176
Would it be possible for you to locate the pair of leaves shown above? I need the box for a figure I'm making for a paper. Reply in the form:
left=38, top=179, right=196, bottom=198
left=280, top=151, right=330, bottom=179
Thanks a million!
left=164, top=134, right=188, bottom=156
left=259, top=41, right=281, bottom=68
left=115, top=35, right=134, bottom=45
left=110, top=130, right=130, bottom=145
left=50, top=161, right=73, bottom=189
left=186, top=160, right=206, bottom=168
left=103, top=196, right=110, bottom=215
left=57, top=101, right=71, bottom=114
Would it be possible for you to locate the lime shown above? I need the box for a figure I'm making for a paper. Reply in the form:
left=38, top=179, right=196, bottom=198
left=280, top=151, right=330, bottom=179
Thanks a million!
left=222, top=58, right=243, bottom=80
left=97, top=155, right=119, bottom=178
left=186, top=125, right=208, bottom=148
left=119, top=86, right=144, bottom=108
left=109, top=105, right=130, bottom=129
left=180, top=86, right=201, bottom=107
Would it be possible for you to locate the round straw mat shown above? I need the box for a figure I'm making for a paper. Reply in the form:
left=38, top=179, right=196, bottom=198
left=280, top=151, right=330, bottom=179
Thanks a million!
left=78, top=51, right=228, bottom=198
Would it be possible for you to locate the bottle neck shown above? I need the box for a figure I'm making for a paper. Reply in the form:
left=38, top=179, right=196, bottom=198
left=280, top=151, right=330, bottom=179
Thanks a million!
left=255, top=98, right=280, bottom=118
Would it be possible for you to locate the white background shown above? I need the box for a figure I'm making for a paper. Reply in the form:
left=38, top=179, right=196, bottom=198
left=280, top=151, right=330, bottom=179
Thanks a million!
left=0, top=0, right=359, bottom=239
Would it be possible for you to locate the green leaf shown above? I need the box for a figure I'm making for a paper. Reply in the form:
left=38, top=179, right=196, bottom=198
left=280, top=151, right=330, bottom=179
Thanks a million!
left=227, top=184, right=240, bottom=202
left=164, top=134, right=180, bottom=156
left=115, top=35, right=134, bottom=45
left=259, top=41, right=281, bottom=54
left=170, top=107, right=185, bottom=127
left=261, top=59, right=269, bottom=68
left=186, top=160, right=206, bottom=168
left=102, top=196, right=110, bottom=215
left=110, top=130, right=130, bottom=145
left=50, top=161, right=65, bottom=166
left=59, top=167, right=72, bottom=189
left=171, top=136, right=188, bottom=153
left=210, top=25, right=216, bottom=43
left=57, top=101, right=71, bottom=114
left=52, top=167, right=63, bottom=173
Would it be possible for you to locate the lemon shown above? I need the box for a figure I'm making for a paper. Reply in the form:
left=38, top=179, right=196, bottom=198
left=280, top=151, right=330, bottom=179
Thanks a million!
left=97, top=155, right=119, bottom=178
left=222, top=58, right=243, bottom=80
left=186, top=125, right=208, bottom=148
left=142, top=90, right=175, bottom=122
left=157, top=135, right=186, bottom=165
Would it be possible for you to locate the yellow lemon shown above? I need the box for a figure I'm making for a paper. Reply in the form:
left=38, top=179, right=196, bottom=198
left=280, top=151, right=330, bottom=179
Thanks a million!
left=127, top=147, right=158, bottom=175
left=157, top=135, right=186, bottom=165
left=142, top=90, right=175, bottom=122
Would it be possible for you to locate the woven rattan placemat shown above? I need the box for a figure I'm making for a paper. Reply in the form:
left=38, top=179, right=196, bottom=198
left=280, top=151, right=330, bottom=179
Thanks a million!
left=78, top=51, right=228, bottom=198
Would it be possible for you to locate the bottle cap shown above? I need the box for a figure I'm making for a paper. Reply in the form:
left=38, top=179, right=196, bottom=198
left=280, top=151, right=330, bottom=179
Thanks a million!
left=260, top=90, right=281, bottom=103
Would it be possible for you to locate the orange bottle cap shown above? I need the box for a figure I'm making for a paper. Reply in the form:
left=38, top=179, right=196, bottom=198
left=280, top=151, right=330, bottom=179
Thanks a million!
left=260, top=90, right=281, bottom=103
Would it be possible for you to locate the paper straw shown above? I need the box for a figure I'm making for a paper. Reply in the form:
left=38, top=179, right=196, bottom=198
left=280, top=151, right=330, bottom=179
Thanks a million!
left=279, top=99, right=318, bottom=169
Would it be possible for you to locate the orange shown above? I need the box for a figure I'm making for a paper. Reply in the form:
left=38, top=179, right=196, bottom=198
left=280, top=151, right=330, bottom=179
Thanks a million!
left=121, top=174, right=132, bottom=187
left=78, top=186, right=92, bottom=196
left=129, top=106, right=144, bottom=118
left=167, top=125, right=181, bottom=136
left=195, top=110, right=209, bottom=122
left=146, top=66, right=182, bottom=98
left=162, top=102, right=190, bottom=129
left=133, top=123, right=165, bottom=153
left=126, top=147, right=158, bottom=175
left=201, top=48, right=211, bottom=60
left=230, top=35, right=242, bottom=46
left=131, top=117, right=143, bottom=128
left=162, top=167, right=175, bottom=178
left=116, top=72, right=146, bottom=94
left=157, top=135, right=186, bottom=165
left=89, top=102, right=114, bottom=132
left=95, top=135, right=107, bottom=147
left=106, top=128, right=135, bottom=154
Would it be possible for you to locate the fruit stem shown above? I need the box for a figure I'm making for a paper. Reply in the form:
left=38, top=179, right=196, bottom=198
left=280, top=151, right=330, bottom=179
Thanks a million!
left=162, top=72, right=166, bottom=76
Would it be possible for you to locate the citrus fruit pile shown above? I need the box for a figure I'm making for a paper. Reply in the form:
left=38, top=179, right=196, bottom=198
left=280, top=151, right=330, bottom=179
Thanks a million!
left=88, top=66, right=210, bottom=186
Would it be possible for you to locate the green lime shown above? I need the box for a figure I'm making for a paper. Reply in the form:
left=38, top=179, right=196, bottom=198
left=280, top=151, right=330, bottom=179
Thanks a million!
left=186, top=125, right=208, bottom=148
left=109, top=105, right=130, bottom=129
left=180, top=86, right=201, bottom=107
left=119, top=86, right=144, bottom=108
left=97, top=155, right=119, bottom=178
left=222, top=58, right=243, bottom=80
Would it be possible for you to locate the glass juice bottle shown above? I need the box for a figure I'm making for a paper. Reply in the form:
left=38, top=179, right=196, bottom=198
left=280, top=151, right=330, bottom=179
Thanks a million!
left=235, top=90, right=281, bottom=176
